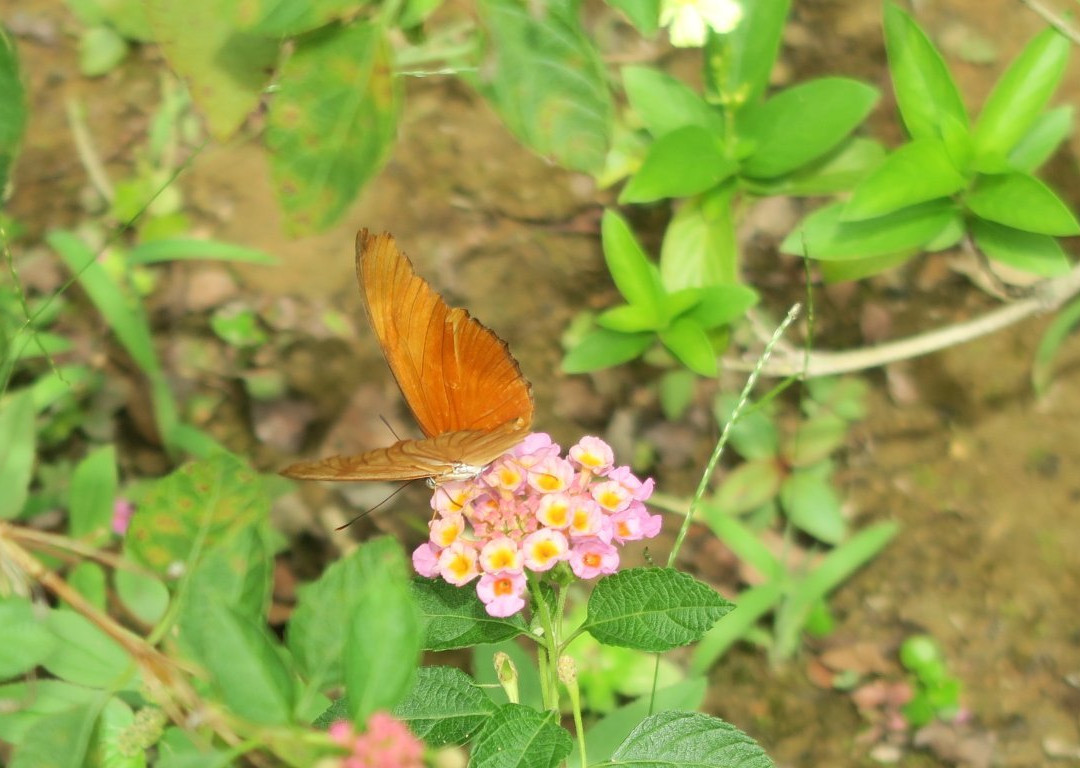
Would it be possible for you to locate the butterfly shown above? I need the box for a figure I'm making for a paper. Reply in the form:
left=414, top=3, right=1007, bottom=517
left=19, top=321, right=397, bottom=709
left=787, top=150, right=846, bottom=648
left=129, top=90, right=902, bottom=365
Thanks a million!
left=280, top=229, right=534, bottom=485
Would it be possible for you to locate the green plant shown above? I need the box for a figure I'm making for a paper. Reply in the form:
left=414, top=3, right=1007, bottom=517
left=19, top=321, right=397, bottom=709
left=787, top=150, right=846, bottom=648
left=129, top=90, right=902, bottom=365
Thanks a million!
left=899, top=634, right=963, bottom=727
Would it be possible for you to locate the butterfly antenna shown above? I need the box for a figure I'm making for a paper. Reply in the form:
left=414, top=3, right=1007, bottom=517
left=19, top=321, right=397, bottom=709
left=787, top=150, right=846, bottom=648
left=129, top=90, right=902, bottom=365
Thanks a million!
left=335, top=481, right=417, bottom=530
left=379, top=415, right=403, bottom=441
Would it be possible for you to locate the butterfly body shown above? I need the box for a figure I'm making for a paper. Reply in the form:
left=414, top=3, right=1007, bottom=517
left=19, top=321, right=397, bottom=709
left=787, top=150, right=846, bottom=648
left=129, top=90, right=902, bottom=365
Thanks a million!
left=281, top=230, right=533, bottom=485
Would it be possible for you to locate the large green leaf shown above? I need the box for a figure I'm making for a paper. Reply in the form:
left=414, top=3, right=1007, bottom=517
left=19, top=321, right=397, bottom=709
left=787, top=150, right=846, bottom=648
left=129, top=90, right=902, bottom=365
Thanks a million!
left=843, top=138, right=968, bottom=220
left=602, top=210, right=663, bottom=311
left=970, top=218, right=1070, bottom=277
left=1007, top=105, right=1074, bottom=173
left=68, top=445, right=117, bottom=539
left=470, top=705, right=572, bottom=768
left=562, top=328, right=653, bottom=373
left=476, top=0, right=612, bottom=173
left=396, top=666, right=497, bottom=746
left=619, top=125, right=734, bottom=203
left=611, top=711, right=775, bottom=767
left=883, top=3, right=968, bottom=141
left=740, top=77, right=878, bottom=179
left=660, top=184, right=738, bottom=289
left=717, top=0, right=791, bottom=106
left=146, top=0, right=277, bottom=141
left=658, top=317, right=716, bottom=377
left=0, top=28, right=26, bottom=197
left=621, top=66, right=723, bottom=138
left=267, top=22, right=401, bottom=234
left=966, top=172, right=1080, bottom=236
left=973, top=26, right=1070, bottom=170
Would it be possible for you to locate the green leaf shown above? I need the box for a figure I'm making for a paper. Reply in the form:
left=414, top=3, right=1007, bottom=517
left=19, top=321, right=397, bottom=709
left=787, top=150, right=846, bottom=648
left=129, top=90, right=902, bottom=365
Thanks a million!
left=180, top=597, right=295, bottom=725
left=125, top=453, right=268, bottom=575
left=0, top=28, right=27, bottom=197
left=660, top=185, right=738, bottom=289
left=413, top=578, right=526, bottom=651
left=620, top=126, right=734, bottom=203
left=10, top=701, right=102, bottom=768
left=701, top=504, right=782, bottom=579
left=611, top=711, right=776, bottom=767
left=658, top=317, right=716, bottom=377
left=715, top=393, right=779, bottom=460
left=883, top=3, right=969, bottom=141
left=602, top=210, right=663, bottom=311
left=0, top=388, right=35, bottom=519
left=596, top=303, right=663, bottom=333
left=744, top=138, right=886, bottom=197
left=718, top=0, right=791, bottom=106
left=69, top=445, right=117, bottom=539
left=90, top=697, right=141, bottom=768
left=267, top=22, right=400, bottom=234
left=234, top=0, right=364, bottom=35
left=966, top=172, right=1080, bottom=236
left=0, top=681, right=100, bottom=746
left=470, top=704, right=572, bottom=768
left=658, top=369, right=697, bottom=420
left=395, top=666, right=496, bottom=746
left=0, top=598, right=57, bottom=679
left=1007, top=105, right=1074, bottom=173
left=971, top=218, right=1070, bottom=277
left=562, top=328, right=652, bottom=373
left=78, top=25, right=129, bottom=77
left=781, top=199, right=960, bottom=261
left=711, top=459, right=783, bottom=516
left=681, top=284, right=758, bottom=329
left=779, top=470, right=846, bottom=544
left=621, top=66, right=723, bottom=138
left=344, top=543, right=422, bottom=724
left=691, top=582, right=783, bottom=672
left=1033, top=297, right=1080, bottom=395
left=604, top=0, right=659, bottom=36
left=67, top=562, right=107, bottom=611
left=114, top=567, right=170, bottom=627
left=146, top=0, right=276, bottom=141
left=476, top=0, right=612, bottom=173
left=43, top=610, right=134, bottom=688
left=973, top=26, right=1070, bottom=169
left=583, top=567, right=734, bottom=651
left=843, top=138, right=968, bottom=221
left=782, top=412, right=849, bottom=466
left=128, top=238, right=276, bottom=265
left=740, top=77, right=879, bottom=178
left=818, top=250, right=915, bottom=282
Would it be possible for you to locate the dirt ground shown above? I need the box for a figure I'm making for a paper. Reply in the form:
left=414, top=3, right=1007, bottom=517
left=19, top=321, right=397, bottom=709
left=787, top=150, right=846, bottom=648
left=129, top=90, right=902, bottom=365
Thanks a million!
left=4, top=0, right=1080, bottom=765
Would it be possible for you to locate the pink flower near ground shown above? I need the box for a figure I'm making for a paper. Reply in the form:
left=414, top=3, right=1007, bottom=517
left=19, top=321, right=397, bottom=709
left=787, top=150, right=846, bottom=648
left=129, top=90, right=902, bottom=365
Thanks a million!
left=329, top=713, right=423, bottom=768
left=111, top=498, right=134, bottom=535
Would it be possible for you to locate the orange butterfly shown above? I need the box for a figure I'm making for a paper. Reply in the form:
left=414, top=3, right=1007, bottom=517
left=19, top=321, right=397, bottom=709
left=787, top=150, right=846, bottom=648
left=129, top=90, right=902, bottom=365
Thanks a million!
left=280, top=230, right=534, bottom=485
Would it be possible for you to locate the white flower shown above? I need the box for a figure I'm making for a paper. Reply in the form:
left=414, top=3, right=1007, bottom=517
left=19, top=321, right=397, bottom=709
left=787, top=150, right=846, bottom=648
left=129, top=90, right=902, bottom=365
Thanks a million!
left=659, top=0, right=743, bottom=48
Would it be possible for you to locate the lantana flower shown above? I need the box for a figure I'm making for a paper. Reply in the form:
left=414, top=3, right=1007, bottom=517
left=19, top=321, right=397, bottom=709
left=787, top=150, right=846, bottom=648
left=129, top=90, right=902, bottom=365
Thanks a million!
left=659, top=0, right=743, bottom=47
left=328, top=712, right=423, bottom=768
left=413, top=434, right=660, bottom=617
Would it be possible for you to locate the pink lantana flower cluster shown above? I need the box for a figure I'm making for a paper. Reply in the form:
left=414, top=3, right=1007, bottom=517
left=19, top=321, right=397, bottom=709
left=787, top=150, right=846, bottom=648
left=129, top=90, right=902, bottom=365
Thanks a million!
left=328, top=713, right=423, bottom=768
left=412, top=434, right=660, bottom=617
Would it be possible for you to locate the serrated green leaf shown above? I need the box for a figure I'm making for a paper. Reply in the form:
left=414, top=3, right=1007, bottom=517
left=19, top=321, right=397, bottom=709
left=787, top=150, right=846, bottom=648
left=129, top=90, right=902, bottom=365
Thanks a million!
left=125, top=453, right=268, bottom=575
left=470, top=704, right=572, bottom=768
left=659, top=317, right=716, bottom=377
left=843, top=138, right=968, bottom=221
left=883, top=3, right=969, bottom=141
left=973, top=27, right=1070, bottom=169
left=611, top=711, right=776, bottom=767
left=718, top=0, right=791, bottom=106
left=234, top=0, right=364, bottom=35
left=1033, top=296, right=1080, bottom=395
left=740, top=77, right=878, bottom=179
left=267, top=22, right=400, bottom=234
left=660, top=184, right=738, bottom=289
left=146, top=0, right=276, bottom=141
left=971, top=218, right=1070, bottom=277
left=596, top=303, right=663, bottom=333
left=0, top=28, right=27, bottom=196
left=10, top=700, right=102, bottom=768
left=583, top=567, right=733, bottom=651
left=781, top=199, right=959, bottom=261
left=622, top=66, right=723, bottom=138
left=966, top=172, right=1080, bottom=236
left=1007, top=105, right=1074, bottom=173
left=344, top=543, right=422, bottom=724
left=395, top=666, right=496, bottom=746
left=69, top=445, right=117, bottom=539
left=43, top=610, right=134, bottom=688
left=562, top=328, right=652, bottom=373
left=179, top=597, right=295, bottom=725
left=413, top=578, right=526, bottom=650
left=476, top=0, right=612, bottom=173
left=0, top=598, right=57, bottom=679
left=0, top=388, right=35, bottom=519
left=620, top=126, right=734, bottom=203
left=779, top=470, right=845, bottom=544
left=711, top=459, right=783, bottom=516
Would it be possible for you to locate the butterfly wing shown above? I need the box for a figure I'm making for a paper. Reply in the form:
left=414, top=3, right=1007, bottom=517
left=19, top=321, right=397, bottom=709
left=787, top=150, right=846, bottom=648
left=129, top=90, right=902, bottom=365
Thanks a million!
left=280, top=230, right=533, bottom=483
